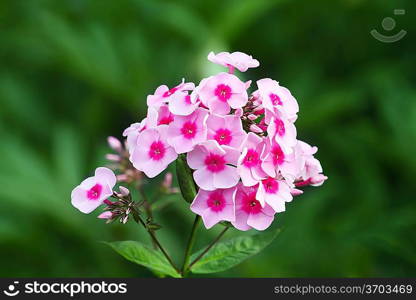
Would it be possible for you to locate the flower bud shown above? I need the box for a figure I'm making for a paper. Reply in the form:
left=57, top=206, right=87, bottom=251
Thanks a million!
left=107, top=136, right=123, bottom=153
left=119, top=186, right=130, bottom=196
left=116, top=174, right=129, bottom=182
left=250, top=124, right=263, bottom=133
left=98, top=211, right=113, bottom=220
left=247, top=114, right=258, bottom=121
left=290, top=188, right=304, bottom=196
left=105, top=154, right=121, bottom=162
left=162, top=172, right=173, bottom=189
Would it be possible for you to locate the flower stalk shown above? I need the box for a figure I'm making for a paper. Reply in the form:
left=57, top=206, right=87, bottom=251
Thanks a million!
left=186, top=226, right=229, bottom=273
left=131, top=209, right=181, bottom=275
left=181, top=215, right=201, bottom=276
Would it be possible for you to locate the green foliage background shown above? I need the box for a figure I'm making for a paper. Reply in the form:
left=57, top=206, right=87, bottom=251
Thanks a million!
left=0, top=0, right=415, bottom=277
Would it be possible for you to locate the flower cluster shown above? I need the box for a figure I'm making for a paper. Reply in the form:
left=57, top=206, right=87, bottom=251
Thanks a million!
left=71, top=51, right=326, bottom=231
left=121, top=51, right=327, bottom=231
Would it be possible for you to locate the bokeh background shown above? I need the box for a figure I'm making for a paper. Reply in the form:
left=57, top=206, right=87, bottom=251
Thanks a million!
left=1, top=0, right=415, bottom=277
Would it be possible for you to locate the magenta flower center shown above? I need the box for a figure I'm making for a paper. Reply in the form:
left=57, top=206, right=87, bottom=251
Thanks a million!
left=163, top=87, right=178, bottom=97
left=272, top=145, right=285, bottom=166
left=204, top=153, right=226, bottom=173
left=87, top=183, right=102, bottom=200
left=184, top=95, right=191, bottom=104
left=180, top=122, right=197, bottom=139
left=242, top=192, right=262, bottom=214
left=148, top=141, right=166, bottom=161
left=262, top=178, right=279, bottom=194
left=158, top=114, right=174, bottom=125
left=207, top=191, right=226, bottom=212
left=242, top=149, right=260, bottom=168
left=269, top=93, right=282, bottom=105
left=274, top=118, right=285, bottom=136
left=213, top=128, right=232, bottom=145
left=214, top=84, right=232, bottom=102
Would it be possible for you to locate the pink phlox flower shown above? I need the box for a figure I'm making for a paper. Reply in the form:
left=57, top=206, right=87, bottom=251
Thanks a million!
left=122, top=119, right=147, bottom=152
left=256, top=78, right=299, bottom=122
left=190, top=187, right=236, bottom=229
left=237, top=133, right=267, bottom=186
left=130, top=126, right=178, bottom=178
left=187, top=140, right=240, bottom=191
left=255, top=176, right=293, bottom=213
left=266, top=111, right=297, bottom=153
left=295, top=141, right=327, bottom=186
left=168, top=90, right=199, bottom=116
left=207, top=51, right=260, bottom=72
left=147, top=104, right=175, bottom=127
left=261, top=137, right=302, bottom=182
left=167, top=108, right=209, bottom=154
left=206, top=114, right=247, bottom=149
left=198, top=72, right=248, bottom=115
left=71, top=167, right=116, bottom=214
left=147, top=79, right=195, bottom=108
left=232, top=184, right=275, bottom=231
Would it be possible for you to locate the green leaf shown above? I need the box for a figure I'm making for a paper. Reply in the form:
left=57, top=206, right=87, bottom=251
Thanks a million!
left=190, top=229, right=280, bottom=274
left=105, top=241, right=181, bottom=278
left=176, top=154, right=197, bottom=203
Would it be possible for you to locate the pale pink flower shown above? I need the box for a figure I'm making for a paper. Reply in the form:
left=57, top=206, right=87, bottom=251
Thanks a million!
left=206, top=114, right=247, bottom=149
left=167, top=108, right=209, bottom=154
left=147, top=104, right=175, bottom=127
left=187, top=140, right=240, bottom=191
left=255, top=177, right=292, bottom=213
left=190, top=188, right=236, bottom=229
left=261, top=138, right=300, bottom=181
left=168, top=91, right=199, bottom=116
left=123, top=119, right=147, bottom=151
left=198, top=72, right=248, bottom=115
left=71, top=167, right=116, bottom=214
left=130, top=126, right=178, bottom=178
left=237, top=133, right=267, bottom=186
left=266, top=112, right=297, bottom=152
left=232, top=184, right=275, bottom=231
left=256, top=78, right=299, bottom=122
left=147, top=79, right=195, bottom=108
left=296, top=141, right=327, bottom=186
left=207, top=51, right=259, bottom=72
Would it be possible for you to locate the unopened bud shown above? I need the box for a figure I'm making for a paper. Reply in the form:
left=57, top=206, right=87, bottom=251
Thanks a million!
left=98, top=211, right=113, bottom=220
left=119, top=186, right=130, bottom=196
left=117, top=174, right=129, bottom=182
left=290, top=188, right=303, bottom=196
left=107, top=136, right=123, bottom=153
left=106, top=154, right=121, bottom=162
left=250, top=124, right=263, bottom=133
left=120, top=215, right=129, bottom=224
left=103, top=199, right=113, bottom=206
left=162, top=172, right=173, bottom=189
left=234, top=108, right=243, bottom=117
left=247, top=114, right=258, bottom=121
left=310, top=175, right=328, bottom=187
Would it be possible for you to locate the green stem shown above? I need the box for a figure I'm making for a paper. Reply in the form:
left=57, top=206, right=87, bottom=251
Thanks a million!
left=181, top=215, right=201, bottom=276
left=138, top=188, right=158, bottom=249
left=186, top=227, right=229, bottom=273
left=132, top=211, right=180, bottom=275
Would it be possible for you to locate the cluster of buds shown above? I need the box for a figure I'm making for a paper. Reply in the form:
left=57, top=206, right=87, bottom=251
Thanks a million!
left=97, top=186, right=140, bottom=224
left=106, top=136, right=143, bottom=185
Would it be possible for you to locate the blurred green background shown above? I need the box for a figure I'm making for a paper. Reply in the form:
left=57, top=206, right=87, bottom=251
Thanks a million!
left=1, top=0, right=415, bottom=277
